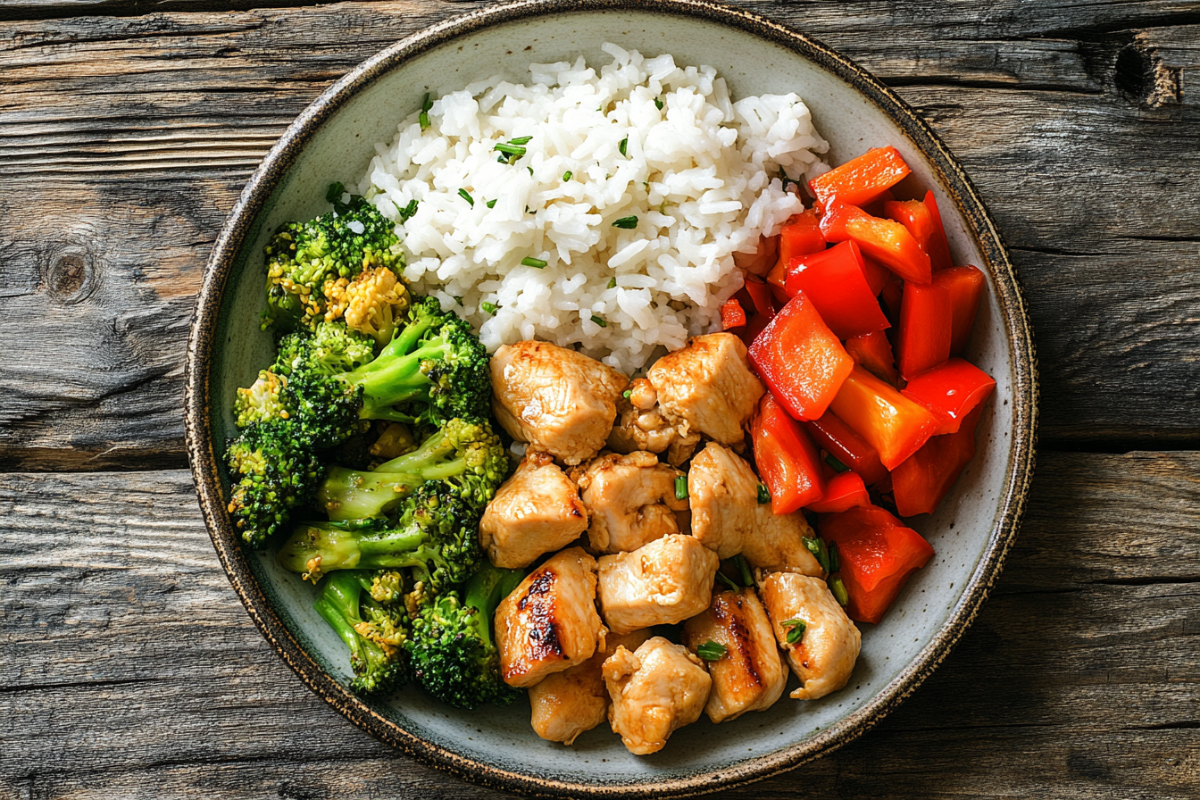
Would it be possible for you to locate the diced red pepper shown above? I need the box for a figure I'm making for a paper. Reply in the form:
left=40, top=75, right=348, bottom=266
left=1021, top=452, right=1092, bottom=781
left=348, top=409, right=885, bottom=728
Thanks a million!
left=782, top=241, right=891, bottom=340
left=895, top=274, right=952, bottom=380
left=828, top=365, right=938, bottom=470
left=720, top=298, right=747, bottom=330
left=803, top=411, right=889, bottom=487
left=805, top=471, right=869, bottom=513
left=821, top=202, right=932, bottom=286
left=939, top=265, right=986, bottom=355
left=881, top=272, right=903, bottom=327
left=883, top=194, right=953, bottom=272
left=751, top=393, right=827, bottom=514
left=844, top=330, right=899, bottom=386
left=820, top=504, right=935, bottom=624
left=748, top=291, right=854, bottom=421
left=902, top=358, right=996, bottom=435
left=924, top=191, right=953, bottom=268
left=891, top=404, right=985, bottom=517
left=767, top=210, right=826, bottom=291
left=809, top=146, right=912, bottom=209
left=742, top=275, right=778, bottom=319
left=861, top=255, right=891, bottom=296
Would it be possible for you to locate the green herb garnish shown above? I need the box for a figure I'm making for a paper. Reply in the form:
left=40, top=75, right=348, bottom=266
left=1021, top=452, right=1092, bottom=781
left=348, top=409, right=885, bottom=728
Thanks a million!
left=486, top=199, right=497, bottom=209
left=654, top=97, right=664, bottom=110
left=831, top=577, right=849, bottom=607
left=696, top=641, right=727, bottom=662
left=783, top=619, right=807, bottom=645
left=734, top=555, right=753, bottom=587
left=674, top=475, right=688, bottom=501
left=494, top=142, right=527, bottom=157
left=590, top=314, right=607, bottom=328
left=828, top=541, right=840, bottom=574
left=607, top=278, right=617, bottom=289
left=622, top=389, right=632, bottom=399
left=419, top=93, right=432, bottom=130
left=563, top=170, right=573, bottom=181
left=803, top=536, right=831, bottom=574
left=521, top=257, right=547, bottom=269
left=612, top=216, right=638, bottom=229
left=757, top=483, right=770, bottom=504
left=398, top=199, right=418, bottom=222
left=715, top=571, right=739, bottom=592
left=618, top=136, right=628, bottom=157
left=481, top=301, right=498, bottom=315
left=824, top=453, right=849, bottom=473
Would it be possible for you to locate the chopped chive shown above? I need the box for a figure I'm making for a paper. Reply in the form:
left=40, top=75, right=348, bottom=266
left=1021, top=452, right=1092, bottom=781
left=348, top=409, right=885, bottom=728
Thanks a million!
left=607, top=278, right=617, bottom=289
left=783, top=619, right=807, bottom=645
left=824, top=453, right=849, bottom=473
left=695, top=640, right=727, bottom=662
left=497, top=155, right=508, bottom=164
left=757, top=483, right=770, bottom=504
left=828, top=541, right=840, bottom=574
left=590, top=314, right=607, bottom=328
left=419, top=93, right=432, bottom=130
left=618, top=136, right=628, bottom=156
left=398, top=199, right=419, bottom=222
left=481, top=301, right=498, bottom=315
left=831, top=577, right=849, bottom=607
left=654, top=96, right=664, bottom=110
left=803, top=536, right=831, bottom=574
left=509, top=135, right=533, bottom=145
left=486, top=199, right=497, bottom=209
left=528, top=166, right=534, bottom=176
left=494, top=143, right=527, bottom=157
left=622, top=389, right=632, bottom=399
left=612, top=216, right=638, bottom=229
left=715, top=571, right=739, bottom=592
left=734, top=555, right=753, bottom=587
left=675, top=475, right=688, bottom=501
left=562, top=170, right=573, bottom=181
left=325, top=182, right=345, bottom=204
left=521, top=257, right=547, bottom=268
left=458, top=188, right=474, bottom=206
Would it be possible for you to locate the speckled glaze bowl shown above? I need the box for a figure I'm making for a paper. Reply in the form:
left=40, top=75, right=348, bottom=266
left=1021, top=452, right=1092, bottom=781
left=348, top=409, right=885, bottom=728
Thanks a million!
left=185, top=0, right=1037, bottom=795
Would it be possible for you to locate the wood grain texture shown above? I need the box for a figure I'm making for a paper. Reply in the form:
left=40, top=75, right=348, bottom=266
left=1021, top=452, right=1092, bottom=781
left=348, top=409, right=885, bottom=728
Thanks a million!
left=2, top=451, right=1198, bottom=798
left=2, top=2, right=1199, bottom=468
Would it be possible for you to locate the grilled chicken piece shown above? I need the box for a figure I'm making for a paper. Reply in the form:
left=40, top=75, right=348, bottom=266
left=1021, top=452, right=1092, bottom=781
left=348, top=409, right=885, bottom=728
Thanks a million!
left=687, top=443, right=759, bottom=559
left=495, top=547, right=605, bottom=688
left=491, top=341, right=629, bottom=465
left=597, top=534, right=719, bottom=633
left=606, top=379, right=701, bottom=467
left=574, top=451, right=689, bottom=554
left=480, top=451, right=589, bottom=569
left=742, top=505, right=825, bottom=577
left=759, top=572, right=861, bottom=700
left=647, top=333, right=765, bottom=445
left=528, top=629, right=652, bottom=746
left=682, top=588, right=787, bottom=723
left=604, top=637, right=712, bottom=755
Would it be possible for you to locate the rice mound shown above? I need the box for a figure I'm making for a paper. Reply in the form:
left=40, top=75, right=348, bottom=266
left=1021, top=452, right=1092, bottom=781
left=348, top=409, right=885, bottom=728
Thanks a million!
left=359, top=43, right=830, bottom=374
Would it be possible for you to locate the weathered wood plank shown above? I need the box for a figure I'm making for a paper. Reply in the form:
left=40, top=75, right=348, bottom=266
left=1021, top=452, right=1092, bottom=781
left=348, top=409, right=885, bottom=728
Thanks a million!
left=2, top=452, right=1198, bottom=797
left=1, top=3, right=1199, bottom=470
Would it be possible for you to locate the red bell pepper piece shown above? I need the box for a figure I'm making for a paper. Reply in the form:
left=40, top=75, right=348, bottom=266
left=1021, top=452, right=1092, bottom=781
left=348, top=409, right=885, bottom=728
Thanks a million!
left=892, top=404, right=985, bottom=516
left=939, top=265, right=986, bottom=355
left=883, top=194, right=953, bottom=272
left=880, top=272, right=903, bottom=327
left=742, top=275, right=778, bottom=319
left=748, top=291, right=854, bottom=421
left=803, top=411, right=889, bottom=486
left=805, top=471, right=869, bottom=513
left=828, top=365, right=938, bottom=470
left=895, top=274, right=952, bottom=380
left=751, top=393, right=826, bottom=514
left=820, top=202, right=932, bottom=286
left=902, top=358, right=996, bottom=435
left=844, top=330, right=899, bottom=386
left=861, top=255, right=891, bottom=296
left=782, top=241, right=891, bottom=340
left=820, top=504, right=935, bottom=624
left=720, top=298, right=747, bottom=330
left=925, top=191, right=952, bottom=266
left=767, top=210, right=826, bottom=291
left=809, top=146, right=912, bottom=209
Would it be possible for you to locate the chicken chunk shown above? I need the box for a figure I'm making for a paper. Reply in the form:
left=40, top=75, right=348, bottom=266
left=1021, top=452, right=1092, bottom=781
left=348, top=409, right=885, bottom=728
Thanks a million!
left=603, top=637, right=712, bottom=755
left=742, top=505, right=825, bottom=577
left=528, top=629, right=652, bottom=746
left=682, top=588, right=787, bottom=723
left=597, top=534, right=719, bottom=633
left=491, top=341, right=629, bottom=465
left=687, top=443, right=759, bottom=559
left=606, top=379, right=701, bottom=466
left=759, top=572, right=861, bottom=700
left=479, top=451, right=589, bottom=569
left=574, top=451, right=689, bottom=554
left=647, top=333, right=765, bottom=445
left=495, top=547, right=605, bottom=688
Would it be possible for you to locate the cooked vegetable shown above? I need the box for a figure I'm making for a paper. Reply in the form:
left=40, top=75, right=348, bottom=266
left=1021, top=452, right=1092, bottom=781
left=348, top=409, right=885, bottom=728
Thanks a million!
left=827, top=366, right=938, bottom=471
left=884, top=192, right=953, bottom=272
left=901, top=358, right=996, bottom=435
left=843, top=330, right=900, bottom=386
left=805, top=471, right=869, bottom=514
left=802, top=412, right=889, bottom=487
left=895, top=273, right=952, bottom=379
left=781, top=240, right=891, bottom=340
left=808, top=145, right=912, bottom=209
left=750, top=393, right=825, bottom=514
left=940, top=265, right=987, bottom=355
left=820, top=202, right=932, bottom=286
left=314, top=570, right=411, bottom=695
left=891, top=405, right=986, bottom=517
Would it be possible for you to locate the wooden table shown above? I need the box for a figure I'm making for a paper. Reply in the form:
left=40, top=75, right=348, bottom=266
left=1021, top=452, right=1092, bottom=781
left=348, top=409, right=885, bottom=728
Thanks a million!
left=3, top=1, right=1199, bottom=797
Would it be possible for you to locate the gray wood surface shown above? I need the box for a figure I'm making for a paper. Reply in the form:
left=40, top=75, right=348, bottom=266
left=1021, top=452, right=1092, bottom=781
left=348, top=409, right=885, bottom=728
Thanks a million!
left=3, top=452, right=1198, bottom=799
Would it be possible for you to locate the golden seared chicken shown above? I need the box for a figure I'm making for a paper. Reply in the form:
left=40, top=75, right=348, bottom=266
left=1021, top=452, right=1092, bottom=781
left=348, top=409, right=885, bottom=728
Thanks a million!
left=574, top=451, right=689, bottom=554
left=646, top=333, right=765, bottom=445
left=491, top=341, right=629, bottom=465
left=742, top=504, right=825, bottom=577
left=682, top=588, right=786, bottom=723
left=607, top=378, right=701, bottom=467
left=495, top=547, right=606, bottom=688
left=603, top=636, right=712, bottom=755
left=479, top=451, right=589, bottom=569
left=528, top=629, right=652, bottom=746
left=597, top=534, right=719, bottom=633
left=687, top=443, right=759, bottom=559
left=759, top=572, right=861, bottom=700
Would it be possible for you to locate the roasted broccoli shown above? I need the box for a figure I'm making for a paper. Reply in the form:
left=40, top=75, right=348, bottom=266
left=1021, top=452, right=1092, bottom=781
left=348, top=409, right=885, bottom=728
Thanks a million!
left=225, top=419, right=326, bottom=549
left=277, top=484, right=482, bottom=591
left=407, top=562, right=525, bottom=710
left=314, top=570, right=410, bottom=695
left=317, top=417, right=509, bottom=521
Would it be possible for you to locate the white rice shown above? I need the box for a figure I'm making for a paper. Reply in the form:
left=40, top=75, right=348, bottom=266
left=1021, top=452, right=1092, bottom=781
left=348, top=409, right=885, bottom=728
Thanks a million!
left=358, top=43, right=830, bottom=374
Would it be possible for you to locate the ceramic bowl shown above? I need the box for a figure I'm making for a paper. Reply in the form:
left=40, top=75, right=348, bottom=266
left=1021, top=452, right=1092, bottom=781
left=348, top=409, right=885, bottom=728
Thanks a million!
left=185, top=0, right=1038, bottom=795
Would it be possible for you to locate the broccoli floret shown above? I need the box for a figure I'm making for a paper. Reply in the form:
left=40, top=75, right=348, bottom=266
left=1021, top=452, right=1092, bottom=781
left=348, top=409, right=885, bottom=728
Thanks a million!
left=225, top=419, right=326, bottom=549
left=317, top=418, right=509, bottom=521
left=337, top=265, right=409, bottom=346
left=263, top=194, right=406, bottom=332
left=314, top=570, right=410, bottom=696
left=233, top=369, right=289, bottom=428
left=407, top=562, right=526, bottom=710
left=277, top=484, right=482, bottom=591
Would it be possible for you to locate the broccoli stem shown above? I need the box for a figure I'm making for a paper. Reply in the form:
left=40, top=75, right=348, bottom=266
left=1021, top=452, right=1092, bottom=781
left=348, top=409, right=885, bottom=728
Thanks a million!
left=463, top=563, right=526, bottom=649
left=278, top=523, right=435, bottom=574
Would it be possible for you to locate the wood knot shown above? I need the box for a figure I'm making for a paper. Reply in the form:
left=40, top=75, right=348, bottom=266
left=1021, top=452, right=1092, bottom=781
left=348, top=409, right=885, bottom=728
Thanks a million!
left=44, top=247, right=100, bottom=305
left=1115, top=38, right=1183, bottom=108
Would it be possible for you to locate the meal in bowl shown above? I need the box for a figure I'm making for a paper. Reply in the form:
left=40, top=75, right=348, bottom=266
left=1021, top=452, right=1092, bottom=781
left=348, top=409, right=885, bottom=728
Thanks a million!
left=224, top=45, right=994, bottom=755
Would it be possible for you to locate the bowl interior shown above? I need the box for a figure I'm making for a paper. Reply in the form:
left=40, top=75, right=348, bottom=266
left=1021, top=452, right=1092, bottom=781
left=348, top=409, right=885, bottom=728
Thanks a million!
left=202, top=4, right=1025, bottom=793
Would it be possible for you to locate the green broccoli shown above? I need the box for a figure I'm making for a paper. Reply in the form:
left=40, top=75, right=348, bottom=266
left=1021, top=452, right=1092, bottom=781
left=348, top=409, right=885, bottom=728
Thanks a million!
left=314, top=570, right=410, bottom=696
left=317, top=417, right=509, bottom=521
left=277, top=484, right=482, bottom=592
left=225, top=419, right=326, bottom=549
left=407, top=562, right=526, bottom=710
